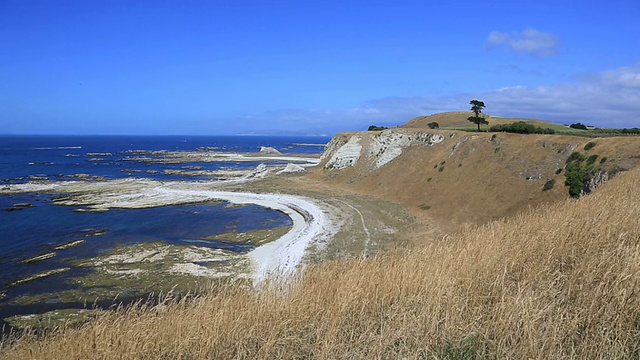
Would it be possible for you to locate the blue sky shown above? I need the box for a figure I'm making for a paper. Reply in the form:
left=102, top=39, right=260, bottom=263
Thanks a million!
left=1, top=0, right=639, bottom=135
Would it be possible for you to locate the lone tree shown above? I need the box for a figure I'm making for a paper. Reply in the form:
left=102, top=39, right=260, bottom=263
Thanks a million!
left=468, top=100, right=488, bottom=131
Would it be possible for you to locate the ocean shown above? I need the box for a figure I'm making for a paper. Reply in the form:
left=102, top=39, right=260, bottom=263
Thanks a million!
left=0, top=135, right=329, bottom=329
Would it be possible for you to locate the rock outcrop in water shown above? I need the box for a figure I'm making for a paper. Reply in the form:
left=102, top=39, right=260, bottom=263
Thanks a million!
left=259, top=146, right=282, bottom=155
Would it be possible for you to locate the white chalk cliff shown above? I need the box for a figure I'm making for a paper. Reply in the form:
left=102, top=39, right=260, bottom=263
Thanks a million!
left=324, top=135, right=362, bottom=169
left=370, top=130, right=445, bottom=168
left=323, top=130, right=446, bottom=170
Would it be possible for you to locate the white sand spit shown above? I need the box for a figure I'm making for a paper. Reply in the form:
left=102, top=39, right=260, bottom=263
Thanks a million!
left=151, top=188, right=333, bottom=283
left=74, top=185, right=334, bottom=284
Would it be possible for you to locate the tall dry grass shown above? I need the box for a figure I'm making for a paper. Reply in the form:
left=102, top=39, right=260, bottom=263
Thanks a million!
left=2, top=168, right=640, bottom=359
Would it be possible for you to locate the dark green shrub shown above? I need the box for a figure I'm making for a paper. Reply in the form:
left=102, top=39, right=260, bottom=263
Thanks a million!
left=621, top=128, right=640, bottom=134
left=564, top=151, right=599, bottom=198
left=584, top=142, right=596, bottom=151
left=566, top=152, right=586, bottom=163
left=569, top=123, right=588, bottom=130
left=543, top=179, right=555, bottom=191
left=565, top=162, right=585, bottom=197
left=494, top=147, right=501, bottom=153
left=489, top=121, right=555, bottom=134
left=368, top=125, right=388, bottom=131
left=600, top=156, right=608, bottom=164
left=537, top=126, right=556, bottom=134
left=438, top=166, right=445, bottom=172
left=491, top=134, right=497, bottom=140
left=419, top=204, right=431, bottom=210
left=427, top=122, right=439, bottom=129
left=427, top=177, right=432, bottom=182
left=490, top=121, right=534, bottom=133
left=555, top=168, right=563, bottom=175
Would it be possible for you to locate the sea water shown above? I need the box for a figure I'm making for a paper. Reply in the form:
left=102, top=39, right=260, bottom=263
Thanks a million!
left=0, top=135, right=329, bottom=328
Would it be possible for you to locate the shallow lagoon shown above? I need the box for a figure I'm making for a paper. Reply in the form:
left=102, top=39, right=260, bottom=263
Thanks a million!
left=0, top=195, right=292, bottom=328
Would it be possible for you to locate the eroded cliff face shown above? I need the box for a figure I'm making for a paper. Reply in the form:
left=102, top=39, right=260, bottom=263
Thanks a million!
left=320, top=134, right=350, bottom=161
left=584, top=170, right=612, bottom=195
left=324, top=135, right=362, bottom=170
left=323, top=129, right=446, bottom=170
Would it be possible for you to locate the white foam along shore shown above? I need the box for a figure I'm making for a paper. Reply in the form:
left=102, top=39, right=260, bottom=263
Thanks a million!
left=57, top=185, right=331, bottom=284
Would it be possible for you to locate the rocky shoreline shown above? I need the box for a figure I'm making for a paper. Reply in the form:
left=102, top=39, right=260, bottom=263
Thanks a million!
left=0, top=145, right=418, bottom=331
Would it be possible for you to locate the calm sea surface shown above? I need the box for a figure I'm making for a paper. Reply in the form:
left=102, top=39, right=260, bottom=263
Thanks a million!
left=0, top=135, right=329, bottom=327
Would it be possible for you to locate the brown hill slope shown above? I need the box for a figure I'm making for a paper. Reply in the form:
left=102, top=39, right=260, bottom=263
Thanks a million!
left=403, top=111, right=481, bottom=128
left=403, top=111, right=568, bottom=130
left=314, top=127, right=640, bottom=234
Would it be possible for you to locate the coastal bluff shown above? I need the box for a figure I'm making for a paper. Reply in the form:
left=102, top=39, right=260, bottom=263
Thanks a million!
left=314, top=125, right=640, bottom=230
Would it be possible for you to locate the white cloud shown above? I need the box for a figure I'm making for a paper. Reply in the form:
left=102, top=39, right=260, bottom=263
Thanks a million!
left=372, top=64, right=640, bottom=128
left=351, top=107, right=381, bottom=114
left=587, top=66, right=640, bottom=88
left=231, top=64, right=640, bottom=135
left=489, top=64, right=640, bottom=126
left=488, top=28, right=559, bottom=57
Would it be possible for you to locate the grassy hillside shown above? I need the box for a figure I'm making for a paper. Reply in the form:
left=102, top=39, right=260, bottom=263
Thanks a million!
left=403, top=111, right=496, bottom=128
left=316, top=129, right=640, bottom=234
left=2, top=162, right=640, bottom=359
left=403, top=111, right=566, bottom=129
left=403, top=111, right=613, bottom=136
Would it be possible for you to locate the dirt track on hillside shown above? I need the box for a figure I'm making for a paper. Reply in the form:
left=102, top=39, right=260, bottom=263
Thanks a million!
left=223, top=172, right=443, bottom=257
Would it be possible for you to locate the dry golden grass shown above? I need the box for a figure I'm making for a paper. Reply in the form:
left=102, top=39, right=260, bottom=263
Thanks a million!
left=404, top=111, right=481, bottom=128
left=2, top=166, right=640, bottom=358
